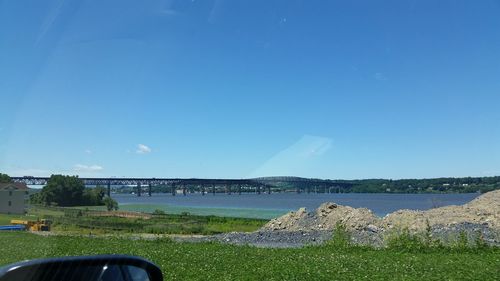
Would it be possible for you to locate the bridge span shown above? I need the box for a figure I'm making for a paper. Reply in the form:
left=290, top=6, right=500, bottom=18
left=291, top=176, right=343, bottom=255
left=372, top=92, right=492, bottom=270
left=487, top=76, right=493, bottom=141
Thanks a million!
left=11, top=176, right=353, bottom=197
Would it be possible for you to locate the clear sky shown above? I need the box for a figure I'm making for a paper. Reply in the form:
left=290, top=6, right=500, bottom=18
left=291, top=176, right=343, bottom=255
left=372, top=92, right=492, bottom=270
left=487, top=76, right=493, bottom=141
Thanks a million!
left=1, top=0, right=499, bottom=180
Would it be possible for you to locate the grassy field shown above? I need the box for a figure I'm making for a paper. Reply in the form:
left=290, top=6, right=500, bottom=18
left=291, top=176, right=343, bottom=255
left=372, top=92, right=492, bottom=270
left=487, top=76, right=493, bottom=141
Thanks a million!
left=50, top=214, right=267, bottom=235
left=0, top=207, right=267, bottom=235
left=0, top=232, right=498, bottom=280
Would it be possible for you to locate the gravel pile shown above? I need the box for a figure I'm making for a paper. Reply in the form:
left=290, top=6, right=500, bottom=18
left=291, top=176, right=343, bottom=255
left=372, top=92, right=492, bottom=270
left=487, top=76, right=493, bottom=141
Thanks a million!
left=263, top=202, right=379, bottom=233
left=208, top=230, right=332, bottom=248
left=429, top=222, right=499, bottom=246
left=381, top=190, right=499, bottom=233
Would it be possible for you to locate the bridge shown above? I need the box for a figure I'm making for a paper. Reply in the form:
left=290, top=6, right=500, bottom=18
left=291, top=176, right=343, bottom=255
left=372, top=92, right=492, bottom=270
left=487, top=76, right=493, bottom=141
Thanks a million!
left=11, top=176, right=353, bottom=197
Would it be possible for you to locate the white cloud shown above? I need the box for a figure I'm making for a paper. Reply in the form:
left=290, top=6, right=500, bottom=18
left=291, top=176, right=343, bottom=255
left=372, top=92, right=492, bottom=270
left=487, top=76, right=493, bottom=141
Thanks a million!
left=136, top=144, right=152, bottom=154
left=84, top=149, right=92, bottom=154
left=74, top=164, right=103, bottom=172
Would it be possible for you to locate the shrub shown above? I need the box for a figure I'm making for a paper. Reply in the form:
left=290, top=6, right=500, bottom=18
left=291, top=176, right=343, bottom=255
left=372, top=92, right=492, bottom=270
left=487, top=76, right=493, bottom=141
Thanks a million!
left=474, top=231, right=489, bottom=249
left=152, top=209, right=166, bottom=215
left=454, top=231, right=469, bottom=250
left=328, top=222, right=351, bottom=248
left=103, top=197, right=119, bottom=211
left=386, top=228, right=426, bottom=252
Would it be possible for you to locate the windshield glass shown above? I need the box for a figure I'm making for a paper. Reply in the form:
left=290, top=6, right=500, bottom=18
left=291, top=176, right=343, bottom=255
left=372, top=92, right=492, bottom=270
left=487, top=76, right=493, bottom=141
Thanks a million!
left=1, top=1, right=499, bottom=280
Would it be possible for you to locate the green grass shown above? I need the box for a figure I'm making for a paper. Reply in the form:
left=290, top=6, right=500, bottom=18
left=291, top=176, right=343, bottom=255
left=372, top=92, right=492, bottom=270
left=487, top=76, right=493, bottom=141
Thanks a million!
left=0, top=211, right=58, bottom=225
left=0, top=206, right=68, bottom=225
left=67, top=203, right=289, bottom=219
left=117, top=203, right=288, bottom=219
left=0, top=213, right=26, bottom=225
left=49, top=214, right=267, bottom=235
left=1, top=206, right=268, bottom=235
left=0, top=232, right=498, bottom=280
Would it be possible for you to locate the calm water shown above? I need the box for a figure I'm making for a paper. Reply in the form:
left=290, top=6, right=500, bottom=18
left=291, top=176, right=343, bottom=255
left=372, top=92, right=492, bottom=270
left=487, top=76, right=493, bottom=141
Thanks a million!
left=112, top=193, right=480, bottom=217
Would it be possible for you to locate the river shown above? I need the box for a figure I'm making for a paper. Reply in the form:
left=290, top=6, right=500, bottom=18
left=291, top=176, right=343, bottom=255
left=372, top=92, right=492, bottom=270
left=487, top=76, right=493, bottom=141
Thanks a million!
left=111, top=192, right=480, bottom=219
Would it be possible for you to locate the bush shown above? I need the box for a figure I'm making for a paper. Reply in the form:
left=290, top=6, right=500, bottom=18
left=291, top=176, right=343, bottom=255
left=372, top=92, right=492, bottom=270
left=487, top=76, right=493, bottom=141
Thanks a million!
left=474, top=231, right=489, bottom=249
left=386, top=228, right=426, bottom=252
left=454, top=231, right=469, bottom=250
left=103, top=197, right=119, bottom=211
left=152, top=209, right=166, bottom=215
left=328, top=223, right=351, bottom=248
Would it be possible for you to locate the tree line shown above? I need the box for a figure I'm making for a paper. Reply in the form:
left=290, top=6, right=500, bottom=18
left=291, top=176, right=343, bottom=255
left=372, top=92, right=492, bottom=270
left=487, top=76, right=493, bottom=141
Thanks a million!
left=344, top=176, right=500, bottom=193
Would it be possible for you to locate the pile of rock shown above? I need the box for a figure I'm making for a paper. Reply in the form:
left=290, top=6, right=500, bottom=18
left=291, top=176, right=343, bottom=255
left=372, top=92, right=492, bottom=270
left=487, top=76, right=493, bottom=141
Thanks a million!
left=381, top=189, right=499, bottom=233
left=259, top=190, right=500, bottom=247
left=263, top=202, right=379, bottom=233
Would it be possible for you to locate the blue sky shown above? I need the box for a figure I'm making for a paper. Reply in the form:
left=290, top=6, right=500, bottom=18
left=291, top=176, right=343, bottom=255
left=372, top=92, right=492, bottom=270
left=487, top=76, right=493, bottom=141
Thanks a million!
left=1, top=0, right=499, bottom=179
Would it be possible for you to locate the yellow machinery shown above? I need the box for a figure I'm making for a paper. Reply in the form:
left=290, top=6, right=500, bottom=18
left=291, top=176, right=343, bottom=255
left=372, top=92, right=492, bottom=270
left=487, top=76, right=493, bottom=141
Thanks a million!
left=10, top=219, right=51, bottom=231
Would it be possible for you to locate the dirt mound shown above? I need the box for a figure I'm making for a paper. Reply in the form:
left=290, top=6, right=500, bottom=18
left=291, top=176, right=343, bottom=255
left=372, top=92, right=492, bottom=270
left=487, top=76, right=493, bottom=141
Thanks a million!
left=263, top=190, right=500, bottom=235
left=381, top=190, right=500, bottom=233
left=263, top=203, right=380, bottom=232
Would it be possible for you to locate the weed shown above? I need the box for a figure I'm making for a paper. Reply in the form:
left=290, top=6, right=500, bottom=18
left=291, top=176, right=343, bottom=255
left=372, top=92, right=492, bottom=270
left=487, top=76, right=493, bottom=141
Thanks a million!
left=454, top=231, right=469, bottom=250
left=328, top=222, right=351, bottom=248
left=474, top=230, right=489, bottom=249
left=386, top=228, right=426, bottom=252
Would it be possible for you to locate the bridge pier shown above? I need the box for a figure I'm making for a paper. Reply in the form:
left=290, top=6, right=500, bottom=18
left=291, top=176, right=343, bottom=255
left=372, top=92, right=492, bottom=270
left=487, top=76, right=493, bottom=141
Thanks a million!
left=148, top=184, right=152, bottom=197
left=171, top=183, right=176, bottom=196
left=212, top=184, right=216, bottom=195
left=226, top=184, right=231, bottom=195
left=137, top=183, right=141, bottom=197
left=107, top=182, right=111, bottom=197
left=238, top=184, right=241, bottom=195
left=182, top=185, right=187, bottom=196
left=201, top=185, right=205, bottom=196
left=267, top=186, right=271, bottom=194
left=256, top=186, right=261, bottom=194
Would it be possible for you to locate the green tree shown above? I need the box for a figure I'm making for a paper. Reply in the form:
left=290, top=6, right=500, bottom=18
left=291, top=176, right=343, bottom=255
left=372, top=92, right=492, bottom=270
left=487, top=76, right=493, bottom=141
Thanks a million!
left=0, top=173, right=11, bottom=183
left=29, top=192, right=43, bottom=205
left=37, top=175, right=86, bottom=206
left=83, top=186, right=106, bottom=205
left=103, top=197, right=119, bottom=211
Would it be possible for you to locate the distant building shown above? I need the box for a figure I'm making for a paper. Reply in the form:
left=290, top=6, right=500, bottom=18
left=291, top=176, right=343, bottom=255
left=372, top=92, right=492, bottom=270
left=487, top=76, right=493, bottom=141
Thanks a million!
left=0, top=182, right=29, bottom=214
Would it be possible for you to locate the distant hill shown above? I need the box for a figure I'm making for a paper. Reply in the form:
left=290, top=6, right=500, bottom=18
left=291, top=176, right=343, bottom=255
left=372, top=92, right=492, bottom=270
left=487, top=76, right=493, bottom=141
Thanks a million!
left=250, top=176, right=500, bottom=193
left=112, top=176, right=500, bottom=194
